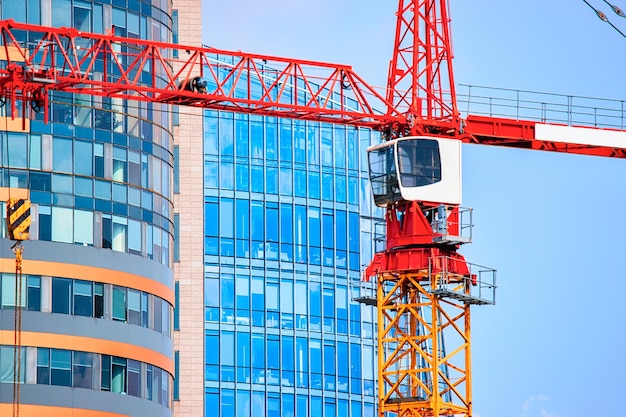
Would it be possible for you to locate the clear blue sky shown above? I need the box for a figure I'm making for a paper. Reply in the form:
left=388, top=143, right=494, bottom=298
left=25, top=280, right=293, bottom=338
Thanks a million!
left=203, top=1, right=626, bottom=417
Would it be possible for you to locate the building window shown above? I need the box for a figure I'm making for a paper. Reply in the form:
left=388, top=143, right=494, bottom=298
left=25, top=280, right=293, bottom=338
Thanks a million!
left=51, top=207, right=73, bottom=243
left=37, top=348, right=50, bottom=385
left=128, top=289, right=142, bottom=326
left=236, top=333, right=250, bottom=383
left=112, top=216, right=128, bottom=252
left=281, top=336, right=294, bottom=386
left=222, top=389, right=235, bottom=417
left=173, top=145, right=180, bottom=193
left=173, top=351, right=180, bottom=401
left=1, top=273, right=25, bottom=309
left=129, top=150, right=141, bottom=186
left=112, top=147, right=127, bottom=183
left=295, top=281, right=307, bottom=330
left=50, top=349, right=72, bottom=387
left=152, top=296, right=163, bottom=333
left=146, top=365, right=154, bottom=400
left=51, top=278, right=72, bottom=314
left=112, top=286, right=127, bottom=321
left=101, top=355, right=111, bottom=391
left=111, top=357, right=127, bottom=394
left=206, top=330, right=219, bottom=381
left=173, top=213, right=180, bottom=262
left=160, top=368, right=170, bottom=407
left=220, top=331, right=235, bottom=382
left=172, top=10, right=179, bottom=57
left=141, top=292, right=149, bottom=328
left=72, top=351, right=93, bottom=389
left=52, top=137, right=72, bottom=172
left=94, top=283, right=104, bottom=318
left=26, top=275, right=41, bottom=311
left=1, top=0, right=25, bottom=21
left=173, top=105, right=180, bottom=127
left=162, top=300, right=171, bottom=338
left=74, top=210, right=94, bottom=245
left=128, top=359, right=141, bottom=397
left=174, top=282, right=180, bottom=331
left=128, top=219, right=142, bottom=256
left=73, top=280, right=93, bottom=317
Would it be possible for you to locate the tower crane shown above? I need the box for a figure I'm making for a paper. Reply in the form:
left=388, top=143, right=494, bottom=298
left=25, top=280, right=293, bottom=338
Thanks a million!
left=1, top=1, right=625, bottom=416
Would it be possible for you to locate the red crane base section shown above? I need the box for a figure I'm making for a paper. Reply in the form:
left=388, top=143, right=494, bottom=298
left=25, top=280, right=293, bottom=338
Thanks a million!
left=364, top=201, right=471, bottom=281
left=365, top=248, right=470, bottom=281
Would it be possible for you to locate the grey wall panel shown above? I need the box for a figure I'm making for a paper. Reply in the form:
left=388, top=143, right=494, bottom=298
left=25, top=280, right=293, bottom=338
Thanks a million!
left=0, top=239, right=172, bottom=288
left=0, top=312, right=172, bottom=359
left=0, top=383, right=172, bottom=417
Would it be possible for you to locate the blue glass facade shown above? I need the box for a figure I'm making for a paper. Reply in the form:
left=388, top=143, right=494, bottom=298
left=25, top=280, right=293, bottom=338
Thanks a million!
left=203, top=66, right=384, bottom=415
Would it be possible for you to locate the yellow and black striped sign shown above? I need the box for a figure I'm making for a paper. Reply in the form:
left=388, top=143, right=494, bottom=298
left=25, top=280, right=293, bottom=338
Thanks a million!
left=6, top=198, right=30, bottom=241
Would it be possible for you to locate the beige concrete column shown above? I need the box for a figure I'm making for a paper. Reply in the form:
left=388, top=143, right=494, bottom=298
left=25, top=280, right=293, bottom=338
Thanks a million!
left=171, top=1, right=204, bottom=416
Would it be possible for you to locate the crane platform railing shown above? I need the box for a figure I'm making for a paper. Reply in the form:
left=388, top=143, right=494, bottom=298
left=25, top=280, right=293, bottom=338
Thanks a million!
left=426, top=205, right=473, bottom=245
left=350, top=277, right=377, bottom=307
left=428, top=256, right=496, bottom=305
left=459, top=84, right=626, bottom=130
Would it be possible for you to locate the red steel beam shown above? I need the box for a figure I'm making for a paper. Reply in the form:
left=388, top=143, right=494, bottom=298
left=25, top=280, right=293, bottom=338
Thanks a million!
left=0, top=19, right=400, bottom=129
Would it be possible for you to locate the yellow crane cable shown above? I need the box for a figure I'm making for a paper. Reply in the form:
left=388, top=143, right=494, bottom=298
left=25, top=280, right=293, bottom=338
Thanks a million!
left=3, top=116, right=23, bottom=417
left=12, top=242, right=23, bottom=417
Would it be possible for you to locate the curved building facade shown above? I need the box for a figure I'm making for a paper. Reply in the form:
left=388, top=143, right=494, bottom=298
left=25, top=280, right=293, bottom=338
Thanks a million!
left=0, top=1, right=175, bottom=416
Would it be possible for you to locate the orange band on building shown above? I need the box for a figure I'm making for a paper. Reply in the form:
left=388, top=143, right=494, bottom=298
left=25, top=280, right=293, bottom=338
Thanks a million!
left=0, top=186, right=29, bottom=200
left=0, top=404, right=132, bottom=417
left=0, top=258, right=174, bottom=305
left=0, top=330, right=173, bottom=374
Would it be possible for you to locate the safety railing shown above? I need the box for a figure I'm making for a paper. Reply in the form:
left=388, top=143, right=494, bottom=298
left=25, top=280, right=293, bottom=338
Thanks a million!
left=458, top=84, right=626, bottom=130
left=372, top=217, right=387, bottom=253
left=428, top=256, right=496, bottom=305
left=350, top=277, right=377, bottom=306
left=424, top=205, right=473, bottom=244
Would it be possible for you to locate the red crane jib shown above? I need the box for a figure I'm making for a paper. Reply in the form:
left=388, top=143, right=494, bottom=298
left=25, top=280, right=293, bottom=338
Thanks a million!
left=0, top=18, right=624, bottom=157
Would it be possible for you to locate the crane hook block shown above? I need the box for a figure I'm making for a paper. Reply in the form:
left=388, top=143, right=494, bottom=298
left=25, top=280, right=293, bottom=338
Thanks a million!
left=6, top=198, right=30, bottom=241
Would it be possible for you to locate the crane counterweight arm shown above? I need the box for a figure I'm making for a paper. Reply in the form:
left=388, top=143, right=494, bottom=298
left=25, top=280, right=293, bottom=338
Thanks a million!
left=464, top=114, right=626, bottom=158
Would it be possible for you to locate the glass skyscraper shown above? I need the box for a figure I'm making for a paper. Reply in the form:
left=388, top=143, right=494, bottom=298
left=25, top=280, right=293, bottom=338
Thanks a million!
left=0, top=1, right=174, bottom=416
left=0, top=1, right=386, bottom=416
left=201, top=57, right=384, bottom=417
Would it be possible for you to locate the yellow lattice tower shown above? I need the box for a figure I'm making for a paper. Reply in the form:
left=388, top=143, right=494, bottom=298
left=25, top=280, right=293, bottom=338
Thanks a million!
left=376, top=269, right=474, bottom=417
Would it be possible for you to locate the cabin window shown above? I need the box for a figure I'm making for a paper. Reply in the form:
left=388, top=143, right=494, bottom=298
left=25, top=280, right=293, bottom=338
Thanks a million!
left=397, top=139, right=441, bottom=187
